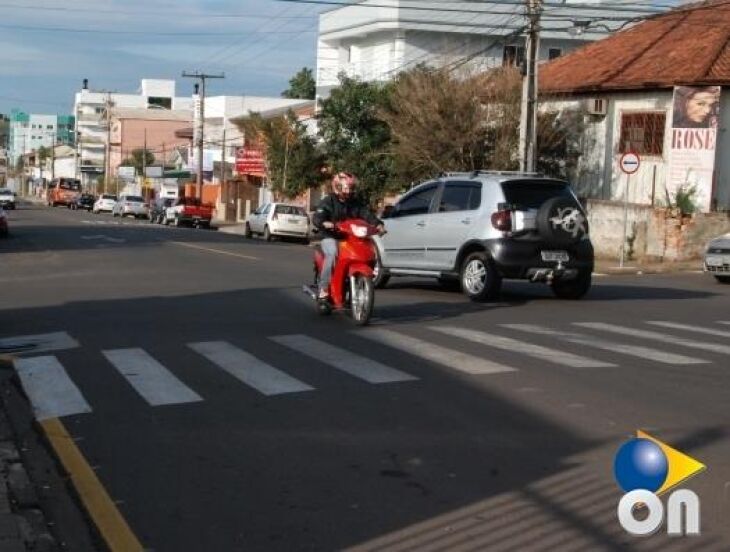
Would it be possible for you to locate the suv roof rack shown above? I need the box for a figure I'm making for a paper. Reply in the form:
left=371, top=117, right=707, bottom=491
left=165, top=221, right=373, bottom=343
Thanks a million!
left=441, top=170, right=544, bottom=178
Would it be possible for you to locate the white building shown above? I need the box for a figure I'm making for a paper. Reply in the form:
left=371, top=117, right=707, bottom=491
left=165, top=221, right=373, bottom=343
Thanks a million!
left=7, top=111, right=59, bottom=164
left=316, top=0, right=663, bottom=99
left=74, top=79, right=193, bottom=187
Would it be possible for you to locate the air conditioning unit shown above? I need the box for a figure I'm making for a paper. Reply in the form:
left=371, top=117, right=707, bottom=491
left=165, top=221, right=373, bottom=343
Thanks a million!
left=586, top=98, right=608, bottom=116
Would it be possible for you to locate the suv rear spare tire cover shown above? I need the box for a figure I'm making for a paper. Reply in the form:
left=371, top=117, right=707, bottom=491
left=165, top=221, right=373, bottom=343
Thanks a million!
left=536, top=196, right=588, bottom=247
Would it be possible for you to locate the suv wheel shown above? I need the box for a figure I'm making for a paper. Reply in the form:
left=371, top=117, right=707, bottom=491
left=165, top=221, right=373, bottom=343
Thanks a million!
left=714, top=275, right=730, bottom=284
left=244, top=223, right=252, bottom=239
left=551, top=269, right=592, bottom=299
left=460, top=252, right=501, bottom=302
left=372, top=251, right=390, bottom=289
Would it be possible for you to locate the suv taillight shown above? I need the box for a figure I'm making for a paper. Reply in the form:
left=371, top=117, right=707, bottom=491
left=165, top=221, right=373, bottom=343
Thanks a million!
left=491, top=210, right=512, bottom=232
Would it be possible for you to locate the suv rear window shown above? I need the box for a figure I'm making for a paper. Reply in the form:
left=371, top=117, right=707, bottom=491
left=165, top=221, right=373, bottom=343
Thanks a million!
left=500, top=180, right=575, bottom=210
left=275, top=205, right=306, bottom=216
left=125, top=196, right=145, bottom=203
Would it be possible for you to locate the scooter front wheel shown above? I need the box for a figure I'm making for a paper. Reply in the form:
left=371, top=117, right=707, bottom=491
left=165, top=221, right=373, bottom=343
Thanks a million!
left=351, top=275, right=374, bottom=326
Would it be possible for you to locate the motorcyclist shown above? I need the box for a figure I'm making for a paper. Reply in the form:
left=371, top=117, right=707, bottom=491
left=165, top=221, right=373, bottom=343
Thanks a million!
left=312, top=172, right=385, bottom=301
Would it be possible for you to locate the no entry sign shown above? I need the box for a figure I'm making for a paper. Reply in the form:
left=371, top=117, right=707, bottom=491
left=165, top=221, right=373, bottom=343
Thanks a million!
left=620, top=152, right=640, bottom=175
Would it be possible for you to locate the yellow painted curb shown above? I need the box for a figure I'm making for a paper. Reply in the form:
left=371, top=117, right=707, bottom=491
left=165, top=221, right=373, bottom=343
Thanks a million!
left=39, top=418, right=143, bottom=552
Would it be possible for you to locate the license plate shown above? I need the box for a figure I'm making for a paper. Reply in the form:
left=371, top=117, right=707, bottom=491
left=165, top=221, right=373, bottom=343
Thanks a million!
left=288, top=217, right=300, bottom=224
left=706, top=255, right=729, bottom=267
left=541, top=250, right=569, bottom=262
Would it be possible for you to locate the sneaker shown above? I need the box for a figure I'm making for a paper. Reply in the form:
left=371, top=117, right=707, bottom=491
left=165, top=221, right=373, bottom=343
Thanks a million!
left=318, top=290, right=330, bottom=301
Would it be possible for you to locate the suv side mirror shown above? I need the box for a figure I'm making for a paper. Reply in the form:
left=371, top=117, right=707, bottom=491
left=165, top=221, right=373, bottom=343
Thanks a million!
left=382, top=205, right=396, bottom=219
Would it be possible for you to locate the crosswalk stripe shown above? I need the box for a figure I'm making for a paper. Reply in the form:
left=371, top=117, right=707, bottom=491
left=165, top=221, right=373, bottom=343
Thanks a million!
left=103, top=348, right=203, bottom=406
left=502, top=324, right=707, bottom=365
left=430, top=326, right=616, bottom=368
left=14, top=356, right=92, bottom=420
left=359, top=329, right=516, bottom=375
left=270, top=335, right=418, bottom=384
left=0, top=331, right=79, bottom=355
left=647, top=321, right=730, bottom=339
left=576, top=322, right=730, bottom=356
left=188, top=341, right=314, bottom=396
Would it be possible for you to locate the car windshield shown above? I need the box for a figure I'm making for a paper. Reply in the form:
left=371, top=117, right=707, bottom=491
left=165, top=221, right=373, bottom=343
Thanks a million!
left=0, top=189, right=11, bottom=195
left=275, top=205, right=306, bottom=216
left=500, top=180, right=575, bottom=210
left=126, top=196, right=145, bottom=203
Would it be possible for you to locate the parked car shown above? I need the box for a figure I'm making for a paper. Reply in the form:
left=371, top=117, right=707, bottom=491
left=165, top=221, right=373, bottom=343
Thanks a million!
left=0, top=208, right=8, bottom=237
left=0, top=188, right=16, bottom=210
left=47, top=178, right=81, bottom=207
left=70, top=193, right=95, bottom=211
left=112, top=195, right=149, bottom=219
left=244, top=203, right=310, bottom=242
left=372, top=171, right=594, bottom=301
left=93, top=194, right=118, bottom=213
left=164, top=197, right=213, bottom=228
left=703, top=232, right=730, bottom=284
left=149, top=197, right=175, bottom=224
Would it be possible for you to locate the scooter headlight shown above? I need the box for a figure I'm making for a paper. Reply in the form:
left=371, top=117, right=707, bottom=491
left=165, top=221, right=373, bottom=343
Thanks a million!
left=351, top=224, right=368, bottom=238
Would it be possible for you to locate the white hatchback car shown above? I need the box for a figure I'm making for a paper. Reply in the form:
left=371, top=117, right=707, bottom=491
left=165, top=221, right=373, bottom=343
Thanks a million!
left=704, top=233, right=730, bottom=284
left=92, top=194, right=117, bottom=213
left=244, top=203, right=310, bottom=243
left=112, top=195, right=149, bottom=219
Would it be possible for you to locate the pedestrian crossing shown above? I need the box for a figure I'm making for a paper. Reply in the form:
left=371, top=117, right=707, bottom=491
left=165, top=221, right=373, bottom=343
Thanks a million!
left=7, top=320, right=730, bottom=420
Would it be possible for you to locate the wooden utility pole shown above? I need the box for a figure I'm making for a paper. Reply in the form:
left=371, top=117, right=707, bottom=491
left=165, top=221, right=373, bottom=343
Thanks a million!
left=182, top=71, right=225, bottom=198
left=103, top=92, right=113, bottom=196
left=519, top=0, right=542, bottom=173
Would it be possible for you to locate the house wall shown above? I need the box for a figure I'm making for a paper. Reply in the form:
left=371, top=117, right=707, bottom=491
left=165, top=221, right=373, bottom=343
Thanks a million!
left=111, top=118, right=189, bottom=174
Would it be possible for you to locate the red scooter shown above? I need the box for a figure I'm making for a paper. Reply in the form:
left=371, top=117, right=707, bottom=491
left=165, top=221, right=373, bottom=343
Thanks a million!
left=304, top=218, right=381, bottom=326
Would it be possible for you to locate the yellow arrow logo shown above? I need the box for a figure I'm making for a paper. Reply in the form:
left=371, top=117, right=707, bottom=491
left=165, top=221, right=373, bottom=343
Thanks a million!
left=637, top=430, right=706, bottom=495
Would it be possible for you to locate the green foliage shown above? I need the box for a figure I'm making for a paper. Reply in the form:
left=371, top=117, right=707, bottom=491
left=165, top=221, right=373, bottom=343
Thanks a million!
left=318, top=74, right=395, bottom=204
left=120, top=149, right=155, bottom=175
left=673, top=184, right=698, bottom=216
left=37, top=146, right=51, bottom=162
left=282, top=67, right=316, bottom=100
left=242, top=111, right=324, bottom=199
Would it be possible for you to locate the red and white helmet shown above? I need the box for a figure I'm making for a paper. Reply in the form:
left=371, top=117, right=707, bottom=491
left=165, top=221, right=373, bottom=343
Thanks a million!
left=332, top=172, right=356, bottom=200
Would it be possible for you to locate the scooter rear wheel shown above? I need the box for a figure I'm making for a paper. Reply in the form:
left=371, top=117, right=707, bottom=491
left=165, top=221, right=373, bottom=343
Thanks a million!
left=351, top=275, right=374, bottom=326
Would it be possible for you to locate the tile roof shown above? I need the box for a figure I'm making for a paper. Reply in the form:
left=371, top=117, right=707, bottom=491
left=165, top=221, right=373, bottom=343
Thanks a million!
left=540, top=0, right=730, bottom=94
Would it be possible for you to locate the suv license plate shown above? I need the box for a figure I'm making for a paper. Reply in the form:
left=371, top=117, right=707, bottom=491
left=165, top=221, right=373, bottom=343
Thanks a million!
left=541, top=250, right=569, bottom=262
left=706, top=255, right=728, bottom=267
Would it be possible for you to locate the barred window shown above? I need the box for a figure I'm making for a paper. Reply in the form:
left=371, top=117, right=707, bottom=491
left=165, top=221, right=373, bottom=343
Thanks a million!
left=619, top=112, right=666, bottom=156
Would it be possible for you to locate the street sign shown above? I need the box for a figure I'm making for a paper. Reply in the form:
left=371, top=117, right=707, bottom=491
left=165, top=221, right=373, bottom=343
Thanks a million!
left=619, top=152, right=640, bottom=175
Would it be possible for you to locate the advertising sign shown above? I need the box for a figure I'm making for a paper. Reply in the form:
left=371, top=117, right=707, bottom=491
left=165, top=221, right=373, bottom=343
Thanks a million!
left=118, top=166, right=136, bottom=181
left=187, top=146, right=214, bottom=172
left=668, top=85, right=721, bottom=212
left=144, top=166, right=163, bottom=178
left=235, top=147, right=266, bottom=177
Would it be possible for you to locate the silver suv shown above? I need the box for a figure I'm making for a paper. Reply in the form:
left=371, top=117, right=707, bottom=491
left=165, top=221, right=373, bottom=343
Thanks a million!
left=373, top=171, right=593, bottom=301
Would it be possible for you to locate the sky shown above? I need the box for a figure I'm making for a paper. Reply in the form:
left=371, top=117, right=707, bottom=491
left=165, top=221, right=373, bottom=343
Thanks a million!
left=0, top=0, right=681, bottom=117
left=0, top=0, right=327, bottom=116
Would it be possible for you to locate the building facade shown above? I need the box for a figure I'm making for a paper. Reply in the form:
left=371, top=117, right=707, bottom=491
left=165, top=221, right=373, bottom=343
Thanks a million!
left=6, top=110, right=75, bottom=166
left=316, top=0, right=661, bottom=99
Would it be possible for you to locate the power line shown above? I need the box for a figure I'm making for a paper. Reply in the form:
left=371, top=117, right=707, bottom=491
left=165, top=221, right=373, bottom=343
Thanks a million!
left=0, top=23, right=315, bottom=36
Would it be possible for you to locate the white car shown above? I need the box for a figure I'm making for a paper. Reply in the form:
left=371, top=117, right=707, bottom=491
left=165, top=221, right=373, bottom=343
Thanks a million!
left=704, top=233, right=730, bottom=284
left=93, top=194, right=117, bottom=213
left=0, top=188, right=16, bottom=210
left=112, top=195, right=149, bottom=219
left=244, top=203, right=310, bottom=243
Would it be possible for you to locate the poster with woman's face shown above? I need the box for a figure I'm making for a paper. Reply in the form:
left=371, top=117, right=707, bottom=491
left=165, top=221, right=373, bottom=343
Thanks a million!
left=672, top=86, right=721, bottom=128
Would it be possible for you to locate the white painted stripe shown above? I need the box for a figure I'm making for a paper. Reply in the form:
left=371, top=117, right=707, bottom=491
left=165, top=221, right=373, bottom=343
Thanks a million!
left=0, top=331, right=79, bottom=355
left=430, top=326, right=615, bottom=368
left=270, top=335, right=418, bottom=384
left=502, top=324, right=707, bottom=365
left=718, top=321, right=730, bottom=326
left=188, top=341, right=314, bottom=396
left=359, top=329, right=516, bottom=375
left=647, top=321, right=730, bottom=339
left=576, top=322, right=730, bottom=356
left=14, top=356, right=92, bottom=420
left=103, top=348, right=203, bottom=406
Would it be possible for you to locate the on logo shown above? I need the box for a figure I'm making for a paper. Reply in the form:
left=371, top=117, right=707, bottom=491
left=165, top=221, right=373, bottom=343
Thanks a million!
left=614, top=431, right=705, bottom=537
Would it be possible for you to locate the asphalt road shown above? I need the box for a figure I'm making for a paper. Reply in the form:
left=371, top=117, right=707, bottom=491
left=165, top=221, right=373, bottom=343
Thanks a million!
left=2, top=203, right=729, bottom=551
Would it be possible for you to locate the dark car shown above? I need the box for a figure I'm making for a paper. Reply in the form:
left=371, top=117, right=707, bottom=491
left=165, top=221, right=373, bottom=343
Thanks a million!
left=70, top=193, right=95, bottom=211
left=150, top=197, right=175, bottom=224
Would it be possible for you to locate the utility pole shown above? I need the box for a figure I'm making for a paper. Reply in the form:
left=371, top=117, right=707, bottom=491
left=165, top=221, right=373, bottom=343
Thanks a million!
left=142, top=128, right=147, bottom=196
left=519, top=0, right=542, bottom=173
left=103, top=92, right=113, bottom=196
left=51, top=136, right=56, bottom=181
left=182, top=71, right=225, bottom=199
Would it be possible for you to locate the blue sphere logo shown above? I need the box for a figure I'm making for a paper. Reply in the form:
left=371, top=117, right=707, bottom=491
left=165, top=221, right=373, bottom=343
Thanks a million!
left=614, top=438, right=669, bottom=493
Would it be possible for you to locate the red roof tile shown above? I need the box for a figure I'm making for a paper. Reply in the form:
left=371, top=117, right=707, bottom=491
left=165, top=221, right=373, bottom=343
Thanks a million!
left=540, top=0, right=730, bottom=94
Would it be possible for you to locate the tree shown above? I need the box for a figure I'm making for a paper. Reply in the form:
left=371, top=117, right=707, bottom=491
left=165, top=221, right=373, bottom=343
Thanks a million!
left=282, top=67, right=316, bottom=100
left=120, top=148, right=155, bottom=176
left=318, top=74, right=395, bottom=204
left=241, top=111, right=324, bottom=199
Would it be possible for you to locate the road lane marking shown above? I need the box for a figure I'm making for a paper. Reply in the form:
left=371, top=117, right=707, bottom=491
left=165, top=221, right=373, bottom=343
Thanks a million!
left=647, top=321, right=730, bottom=339
left=430, top=326, right=615, bottom=368
left=502, top=324, right=707, bottom=365
left=40, top=418, right=144, bottom=551
left=271, top=335, right=418, bottom=384
left=576, top=322, right=730, bottom=355
left=170, top=241, right=259, bottom=260
left=718, top=321, right=730, bottom=326
left=14, top=356, right=92, bottom=420
left=188, top=341, right=314, bottom=395
left=359, top=329, right=516, bottom=375
left=103, top=348, right=203, bottom=406
left=0, top=331, right=79, bottom=355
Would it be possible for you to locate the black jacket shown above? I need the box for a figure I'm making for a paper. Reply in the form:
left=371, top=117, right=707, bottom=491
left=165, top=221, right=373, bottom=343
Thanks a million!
left=312, top=194, right=381, bottom=239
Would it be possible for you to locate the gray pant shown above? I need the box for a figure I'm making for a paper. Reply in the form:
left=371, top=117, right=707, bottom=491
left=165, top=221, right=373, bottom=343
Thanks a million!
left=319, top=238, right=338, bottom=293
